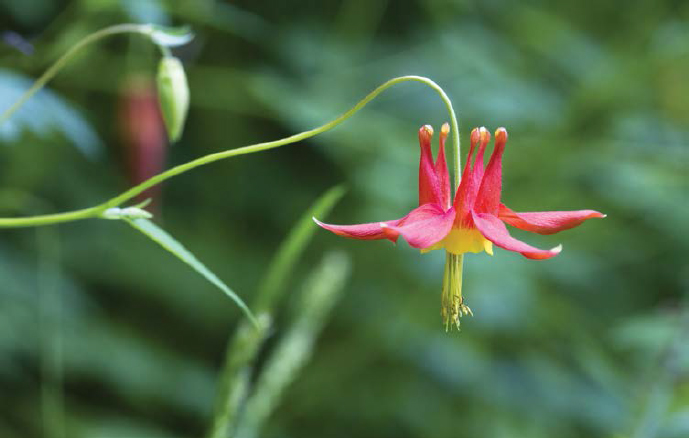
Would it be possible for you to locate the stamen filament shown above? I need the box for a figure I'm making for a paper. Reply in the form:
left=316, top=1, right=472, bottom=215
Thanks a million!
left=441, top=252, right=471, bottom=331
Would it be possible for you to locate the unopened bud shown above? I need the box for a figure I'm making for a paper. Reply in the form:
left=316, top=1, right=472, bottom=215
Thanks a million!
left=156, top=56, right=189, bottom=142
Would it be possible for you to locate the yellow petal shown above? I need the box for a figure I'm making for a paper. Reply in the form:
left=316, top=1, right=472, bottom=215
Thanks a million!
left=442, top=227, right=492, bottom=256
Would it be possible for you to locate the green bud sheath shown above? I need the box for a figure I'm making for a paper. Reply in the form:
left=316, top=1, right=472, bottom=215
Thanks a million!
left=156, top=56, right=189, bottom=142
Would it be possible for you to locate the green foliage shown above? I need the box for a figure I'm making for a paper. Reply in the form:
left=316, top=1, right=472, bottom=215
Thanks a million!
left=0, top=70, right=101, bottom=157
left=0, top=1, right=688, bottom=438
left=234, top=251, right=350, bottom=438
left=125, top=217, right=257, bottom=326
left=254, top=185, right=345, bottom=313
left=207, top=185, right=344, bottom=438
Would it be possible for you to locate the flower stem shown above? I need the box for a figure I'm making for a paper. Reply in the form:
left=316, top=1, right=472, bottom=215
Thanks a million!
left=0, top=75, right=461, bottom=228
left=0, top=206, right=106, bottom=228
left=0, top=23, right=154, bottom=126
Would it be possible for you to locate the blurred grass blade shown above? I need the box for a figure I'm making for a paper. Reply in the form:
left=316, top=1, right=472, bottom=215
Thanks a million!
left=37, top=227, right=65, bottom=438
left=206, top=315, right=269, bottom=438
left=206, top=186, right=345, bottom=438
left=125, top=218, right=257, bottom=327
left=235, top=251, right=351, bottom=438
left=254, top=185, right=346, bottom=312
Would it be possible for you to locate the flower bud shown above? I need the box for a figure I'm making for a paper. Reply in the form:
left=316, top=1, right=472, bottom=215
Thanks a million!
left=119, top=75, right=166, bottom=209
left=156, top=56, right=189, bottom=142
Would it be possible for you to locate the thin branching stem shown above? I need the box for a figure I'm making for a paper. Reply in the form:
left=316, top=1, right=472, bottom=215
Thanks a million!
left=0, top=75, right=462, bottom=228
left=0, top=24, right=152, bottom=126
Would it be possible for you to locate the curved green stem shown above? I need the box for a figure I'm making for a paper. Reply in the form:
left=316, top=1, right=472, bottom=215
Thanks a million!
left=0, top=206, right=104, bottom=228
left=0, top=75, right=462, bottom=228
left=0, top=23, right=155, bottom=126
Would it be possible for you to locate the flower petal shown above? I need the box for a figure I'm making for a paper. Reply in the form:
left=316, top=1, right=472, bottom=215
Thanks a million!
left=313, top=217, right=402, bottom=242
left=384, top=203, right=456, bottom=249
left=475, top=128, right=507, bottom=215
left=453, top=127, right=490, bottom=225
left=418, top=125, right=441, bottom=206
left=472, top=127, right=490, bottom=183
left=472, top=211, right=562, bottom=260
left=434, top=123, right=452, bottom=210
left=499, top=204, right=606, bottom=235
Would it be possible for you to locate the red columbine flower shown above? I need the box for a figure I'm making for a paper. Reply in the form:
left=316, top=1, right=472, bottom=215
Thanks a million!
left=315, top=123, right=604, bottom=329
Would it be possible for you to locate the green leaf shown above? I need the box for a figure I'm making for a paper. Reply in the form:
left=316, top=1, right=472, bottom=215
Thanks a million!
left=125, top=218, right=257, bottom=327
left=148, top=25, right=195, bottom=47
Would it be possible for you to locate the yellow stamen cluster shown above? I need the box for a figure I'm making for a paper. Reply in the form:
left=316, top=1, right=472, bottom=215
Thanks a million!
left=425, top=229, right=492, bottom=330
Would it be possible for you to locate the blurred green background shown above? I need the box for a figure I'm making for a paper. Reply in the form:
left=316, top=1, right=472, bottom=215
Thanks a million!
left=1, top=0, right=688, bottom=437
